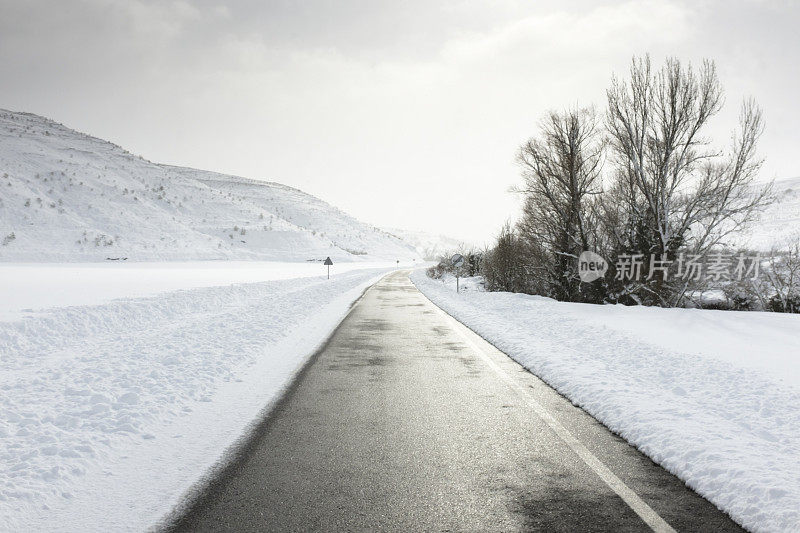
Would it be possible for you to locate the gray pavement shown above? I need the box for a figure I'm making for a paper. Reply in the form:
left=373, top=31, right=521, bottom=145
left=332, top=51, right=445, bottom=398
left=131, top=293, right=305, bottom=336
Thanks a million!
left=164, top=271, right=744, bottom=532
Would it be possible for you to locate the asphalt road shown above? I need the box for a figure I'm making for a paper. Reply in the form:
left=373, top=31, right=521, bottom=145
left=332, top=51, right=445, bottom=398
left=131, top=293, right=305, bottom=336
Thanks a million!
left=164, top=270, right=743, bottom=532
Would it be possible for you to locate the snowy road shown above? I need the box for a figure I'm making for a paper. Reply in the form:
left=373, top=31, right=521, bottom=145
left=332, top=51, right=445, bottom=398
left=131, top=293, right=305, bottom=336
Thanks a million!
left=164, top=271, right=741, bottom=532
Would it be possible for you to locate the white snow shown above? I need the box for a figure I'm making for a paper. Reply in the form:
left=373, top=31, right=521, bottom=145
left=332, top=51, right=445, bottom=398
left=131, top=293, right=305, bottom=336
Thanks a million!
left=384, top=227, right=471, bottom=260
left=0, top=109, right=420, bottom=263
left=0, top=267, right=392, bottom=531
left=412, top=271, right=800, bottom=533
left=0, top=260, right=406, bottom=322
left=740, top=177, right=800, bottom=251
left=0, top=108, right=423, bottom=530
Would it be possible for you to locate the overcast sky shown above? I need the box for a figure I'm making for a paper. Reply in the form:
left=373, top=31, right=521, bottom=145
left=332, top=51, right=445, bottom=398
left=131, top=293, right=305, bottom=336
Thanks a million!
left=1, top=0, right=798, bottom=243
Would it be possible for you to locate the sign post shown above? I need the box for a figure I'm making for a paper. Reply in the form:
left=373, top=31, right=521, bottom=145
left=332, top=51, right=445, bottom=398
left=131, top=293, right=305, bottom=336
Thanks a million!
left=324, top=256, right=333, bottom=279
left=451, top=253, right=465, bottom=293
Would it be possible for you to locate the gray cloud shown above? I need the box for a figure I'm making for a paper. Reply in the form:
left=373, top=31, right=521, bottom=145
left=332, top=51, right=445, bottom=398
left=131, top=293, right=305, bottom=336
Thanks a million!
left=0, top=0, right=798, bottom=242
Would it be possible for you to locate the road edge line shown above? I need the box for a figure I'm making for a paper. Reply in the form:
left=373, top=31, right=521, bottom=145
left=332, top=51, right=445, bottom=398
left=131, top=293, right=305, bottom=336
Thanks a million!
left=420, top=288, right=677, bottom=533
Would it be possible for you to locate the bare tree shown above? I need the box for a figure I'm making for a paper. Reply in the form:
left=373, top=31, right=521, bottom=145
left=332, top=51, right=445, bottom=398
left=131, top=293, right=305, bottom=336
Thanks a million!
left=604, top=55, right=771, bottom=305
left=515, top=107, right=605, bottom=301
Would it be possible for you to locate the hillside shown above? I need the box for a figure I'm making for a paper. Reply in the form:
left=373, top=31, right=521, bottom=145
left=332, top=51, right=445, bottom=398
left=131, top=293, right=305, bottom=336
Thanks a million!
left=0, top=110, right=419, bottom=262
left=385, top=227, right=471, bottom=260
left=743, top=177, right=800, bottom=251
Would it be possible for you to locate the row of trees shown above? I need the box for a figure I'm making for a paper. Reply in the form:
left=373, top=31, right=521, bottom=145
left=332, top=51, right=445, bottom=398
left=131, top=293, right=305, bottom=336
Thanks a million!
left=482, top=55, right=777, bottom=308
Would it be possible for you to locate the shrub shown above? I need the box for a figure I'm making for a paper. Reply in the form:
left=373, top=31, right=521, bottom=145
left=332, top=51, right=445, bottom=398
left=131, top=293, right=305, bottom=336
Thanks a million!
left=766, top=294, right=800, bottom=314
left=481, top=224, right=530, bottom=293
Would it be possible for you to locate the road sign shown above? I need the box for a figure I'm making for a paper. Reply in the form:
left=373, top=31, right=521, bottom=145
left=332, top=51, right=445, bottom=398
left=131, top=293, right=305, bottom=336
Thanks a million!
left=324, top=256, right=333, bottom=279
left=451, top=254, right=465, bottom=292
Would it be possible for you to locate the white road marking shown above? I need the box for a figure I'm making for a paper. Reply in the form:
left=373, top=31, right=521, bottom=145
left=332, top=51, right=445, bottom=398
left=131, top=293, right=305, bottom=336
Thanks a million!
left=424, top=294, right=677, bottom=533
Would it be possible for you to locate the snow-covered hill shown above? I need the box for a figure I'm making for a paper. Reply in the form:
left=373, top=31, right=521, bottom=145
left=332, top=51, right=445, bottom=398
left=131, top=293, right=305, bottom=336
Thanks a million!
left=742, top=177, right=800, bottom=251
left=385, top=227, right=472, bottom=260
left=0, top=110, right=419, bottom=262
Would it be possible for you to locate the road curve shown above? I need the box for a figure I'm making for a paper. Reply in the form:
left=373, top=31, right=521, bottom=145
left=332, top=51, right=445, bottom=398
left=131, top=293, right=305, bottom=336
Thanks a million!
left=163, top=270, right=743, bottom=532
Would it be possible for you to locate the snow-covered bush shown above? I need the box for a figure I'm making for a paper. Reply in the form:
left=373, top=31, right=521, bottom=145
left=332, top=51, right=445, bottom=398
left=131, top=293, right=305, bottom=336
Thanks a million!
left=721, top=241, right=800, bottom=313
left=427, top=246, right=484, bottom=282
left=764, top=242, right=800, bottom=313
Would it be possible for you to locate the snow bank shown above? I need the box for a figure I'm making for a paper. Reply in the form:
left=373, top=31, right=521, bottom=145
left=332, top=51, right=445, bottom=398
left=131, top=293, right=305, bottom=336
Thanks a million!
left=411, top=271, right=800, bottom=533
left=0, top=268, right=389, bottom=531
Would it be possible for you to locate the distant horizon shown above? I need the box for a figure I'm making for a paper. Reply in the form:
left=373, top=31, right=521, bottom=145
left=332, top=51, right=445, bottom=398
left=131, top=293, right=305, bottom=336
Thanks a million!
left=6, top=102, right=795, bottom=251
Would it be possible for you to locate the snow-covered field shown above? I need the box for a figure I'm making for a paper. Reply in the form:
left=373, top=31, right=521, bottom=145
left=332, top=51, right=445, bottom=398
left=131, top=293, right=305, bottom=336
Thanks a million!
left=0, top=267, right=392, bottom=531
left=0, top=260, right=408, bottom=321
left=412, top=271, right=800, bottom=533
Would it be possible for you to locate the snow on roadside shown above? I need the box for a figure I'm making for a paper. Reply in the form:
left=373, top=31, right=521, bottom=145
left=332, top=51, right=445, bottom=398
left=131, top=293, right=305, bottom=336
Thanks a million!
left=411, top=271, right=800, bottom=533
left=0, top=260, right=405, bottom=321
left=0, top=268, right=389, bottom=532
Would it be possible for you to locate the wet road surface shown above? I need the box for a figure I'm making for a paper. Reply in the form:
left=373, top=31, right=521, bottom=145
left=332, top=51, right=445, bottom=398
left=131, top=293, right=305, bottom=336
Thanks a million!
left=164, top=271, right=743, bottom=532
